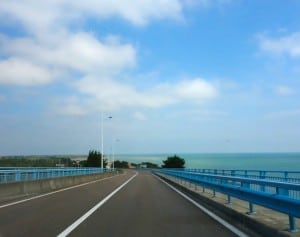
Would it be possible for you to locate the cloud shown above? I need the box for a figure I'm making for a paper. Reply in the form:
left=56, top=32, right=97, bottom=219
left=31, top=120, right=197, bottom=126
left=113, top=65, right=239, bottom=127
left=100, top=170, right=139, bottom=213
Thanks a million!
left=275, top=85, right=294, bottom=96
left=0, top=1, right=190, bottom=87
left=0, top=1, right=233, bottom=34
left=0, top=0, right=219, bottom=111
left=0, top=58, right=54, bottom=85
left=0, top=32, right=136, bottom=86
left=67, top=76, right=218, bottom=113
left=0, top=1, right=186, bottom=31
left=257, top=32, right=300, bottom=57
left=174, top=79, right=218, bottom=100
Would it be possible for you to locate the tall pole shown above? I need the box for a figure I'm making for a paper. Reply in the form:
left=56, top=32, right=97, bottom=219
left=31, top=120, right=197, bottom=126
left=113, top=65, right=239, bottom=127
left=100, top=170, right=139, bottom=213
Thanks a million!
left=101, top=111, right=104, bottom=169
left=108, top=116, right=113, bottom=169
left=112, top=142, right=115, bottom=169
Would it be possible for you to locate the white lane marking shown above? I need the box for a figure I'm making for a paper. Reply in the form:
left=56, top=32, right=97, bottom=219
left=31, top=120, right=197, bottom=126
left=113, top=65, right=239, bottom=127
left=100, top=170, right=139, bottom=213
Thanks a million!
left=0, top=173, right=126, bottom=209
left=154, top=174, right=248, bottom=237
left=57, top=172, right=138, bottom=237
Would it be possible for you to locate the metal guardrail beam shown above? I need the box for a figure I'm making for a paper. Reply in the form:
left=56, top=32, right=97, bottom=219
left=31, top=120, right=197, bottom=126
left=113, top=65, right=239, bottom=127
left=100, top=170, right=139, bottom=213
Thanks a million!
left=0, top=168, right=115, bottom=183
left=172, top=168, right=300, bottom=182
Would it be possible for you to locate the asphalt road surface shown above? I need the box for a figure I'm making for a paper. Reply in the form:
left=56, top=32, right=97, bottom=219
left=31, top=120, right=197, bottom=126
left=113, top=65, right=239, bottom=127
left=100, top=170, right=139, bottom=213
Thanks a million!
left=0, top=171, right=244, bottom=237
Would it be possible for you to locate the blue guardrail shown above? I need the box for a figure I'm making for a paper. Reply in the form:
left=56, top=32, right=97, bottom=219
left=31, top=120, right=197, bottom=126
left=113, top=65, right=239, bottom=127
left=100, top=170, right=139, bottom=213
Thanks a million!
left=155, top=168, right=300, bottom=232
left=0, top=167, right=114, bottom=183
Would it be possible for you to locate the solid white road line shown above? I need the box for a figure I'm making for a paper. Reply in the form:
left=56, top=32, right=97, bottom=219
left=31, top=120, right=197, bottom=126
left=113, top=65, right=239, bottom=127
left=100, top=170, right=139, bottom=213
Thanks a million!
left=57, top=172, right=138, bottom=237
left=0, top=172, right=126, bottom=209
left=155, top=174, right=248, bottom=237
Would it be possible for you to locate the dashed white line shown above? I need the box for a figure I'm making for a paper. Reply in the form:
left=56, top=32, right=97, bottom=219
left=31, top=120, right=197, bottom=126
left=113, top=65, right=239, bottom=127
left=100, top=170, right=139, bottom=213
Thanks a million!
left=57, top=172, right=138, bottom=237
left=155, top=174, right=248, bottom=237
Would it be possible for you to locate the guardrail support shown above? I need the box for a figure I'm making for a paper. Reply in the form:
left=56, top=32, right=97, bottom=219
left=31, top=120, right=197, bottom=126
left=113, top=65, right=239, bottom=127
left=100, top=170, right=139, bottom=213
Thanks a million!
left=212, top=189, right=216, bottom=198
left=247, top=202, right=255, bottom=215
left=227, top=195, right=232, bottom=204
left=289, top=216, right=298, bottom=233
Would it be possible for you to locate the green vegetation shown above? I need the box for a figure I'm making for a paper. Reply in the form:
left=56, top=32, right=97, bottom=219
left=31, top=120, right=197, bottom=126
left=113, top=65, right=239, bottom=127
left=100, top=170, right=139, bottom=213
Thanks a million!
left=112, top=161, right=159, bottom=169
left=82, top=150, right=107, bottom=167
left=140, top=162, right=159, bottom=168
left=162, top=155, right=185, bottom=168
left=0, top=156, right=77, bottom=167
left=0, top=153, right=184, bottom=169
left=113, top=160, right=129, bottom=168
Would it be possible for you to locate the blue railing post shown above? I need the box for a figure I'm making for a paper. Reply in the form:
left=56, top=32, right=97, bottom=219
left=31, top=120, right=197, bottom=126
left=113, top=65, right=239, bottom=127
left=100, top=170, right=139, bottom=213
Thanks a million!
left=284, top=171, right=288, bottom=182
left=3, top=173, right=7, bottom=182
left=16, top=169, right=21, bottom=182
left=247, top=202, right=255, bottom=215
left=260, top=171, right=266, bottom=192
left=227, top=195, right=232, bottom=204
left=212, top=189, right=216, bottom=198
left=289, top=215, right=298, bottom=232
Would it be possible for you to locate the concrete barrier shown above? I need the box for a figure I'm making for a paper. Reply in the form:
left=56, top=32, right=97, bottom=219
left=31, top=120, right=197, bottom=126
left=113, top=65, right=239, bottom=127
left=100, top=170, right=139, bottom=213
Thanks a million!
left=0, top=171, right=118, bottom=203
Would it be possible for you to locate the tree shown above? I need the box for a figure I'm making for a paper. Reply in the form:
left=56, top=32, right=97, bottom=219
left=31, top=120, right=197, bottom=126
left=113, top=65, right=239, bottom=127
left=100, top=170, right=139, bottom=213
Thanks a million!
left=113, top=160, right=129, bottom=168
left=86, top=150, right=107, bottom=167
left=141, top=162, right=159, bottom=168
left=162, top=155, right=185, bottom=168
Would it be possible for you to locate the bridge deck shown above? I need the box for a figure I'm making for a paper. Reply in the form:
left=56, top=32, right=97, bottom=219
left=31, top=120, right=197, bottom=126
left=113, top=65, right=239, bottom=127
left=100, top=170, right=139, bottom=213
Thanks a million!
left=0, top=171, right=244, bottom=237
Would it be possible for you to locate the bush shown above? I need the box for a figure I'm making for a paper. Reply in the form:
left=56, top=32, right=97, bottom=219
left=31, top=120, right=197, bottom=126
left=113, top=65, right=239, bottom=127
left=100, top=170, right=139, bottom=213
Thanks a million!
left=86, top=150, right=107, bottom=167
left=162, top=155, right=185, bottom=168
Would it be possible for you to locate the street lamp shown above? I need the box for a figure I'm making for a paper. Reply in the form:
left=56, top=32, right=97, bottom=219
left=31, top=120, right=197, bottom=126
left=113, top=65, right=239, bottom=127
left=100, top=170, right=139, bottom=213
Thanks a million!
left=108, top=116, right=114, bottom=168
left=101, top=114, right=113, bottom=169
left=101, top=112, right=104, bottom=169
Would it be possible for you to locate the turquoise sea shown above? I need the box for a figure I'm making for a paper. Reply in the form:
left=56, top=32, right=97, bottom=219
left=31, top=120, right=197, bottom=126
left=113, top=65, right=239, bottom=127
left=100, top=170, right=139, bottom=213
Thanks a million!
left=115, top=153, right=300, bottom=171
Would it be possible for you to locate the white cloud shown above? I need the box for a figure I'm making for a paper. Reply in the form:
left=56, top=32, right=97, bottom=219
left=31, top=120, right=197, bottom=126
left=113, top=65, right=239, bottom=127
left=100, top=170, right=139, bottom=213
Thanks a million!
left=0, top=0, right=187, bottom=87
left=0, top=0, right=220, bottom=111
left=0, top=0, right=232, bottom=33
left=52, top=96, right=88, bottom=116
left=174, top=79, right=218, bottom=100
left=275, top=85, right=294, bottom=96
left=0, top=58, right=53, bottom=85
left=70, top=76, right=218, bottom=113
left=0, top=32, right=136, bottom=85
left=0, top=0, right=185, bottom=31
left=74, top=76, right=176, bottom=111
left=258, top=32, right=300, bottom=57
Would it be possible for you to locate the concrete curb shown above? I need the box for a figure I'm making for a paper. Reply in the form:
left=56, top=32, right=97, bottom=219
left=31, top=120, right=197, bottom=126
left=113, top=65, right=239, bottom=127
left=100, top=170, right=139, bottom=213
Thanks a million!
left=0, top=172, right=118, bottom=203
left=156, top=173, right=290, bottom=237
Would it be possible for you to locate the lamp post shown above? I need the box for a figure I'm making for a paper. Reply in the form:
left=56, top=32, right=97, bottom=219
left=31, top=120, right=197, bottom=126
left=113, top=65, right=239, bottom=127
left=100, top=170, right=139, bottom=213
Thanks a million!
left=101, top=113, right=113, bottom=169
left=108, top=116, right=113, bottom=169
left=101, top=112, right=104, bottom=169
left=101, top=114, right=113, bottom=169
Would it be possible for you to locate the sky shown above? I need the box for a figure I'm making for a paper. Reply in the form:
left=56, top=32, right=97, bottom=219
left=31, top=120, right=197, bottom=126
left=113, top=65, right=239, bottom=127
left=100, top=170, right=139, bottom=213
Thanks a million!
left=0, top=0, right=300, bottom=155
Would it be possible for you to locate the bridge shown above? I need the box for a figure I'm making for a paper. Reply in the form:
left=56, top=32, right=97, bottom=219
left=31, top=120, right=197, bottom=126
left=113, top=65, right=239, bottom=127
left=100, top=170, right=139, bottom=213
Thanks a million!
left=0, top=168, right=299, bottom=236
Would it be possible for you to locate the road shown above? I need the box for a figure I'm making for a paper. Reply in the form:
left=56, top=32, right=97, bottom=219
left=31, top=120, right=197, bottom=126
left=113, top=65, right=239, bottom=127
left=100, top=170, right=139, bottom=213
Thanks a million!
left=0, top=171, right=244, bottom=237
